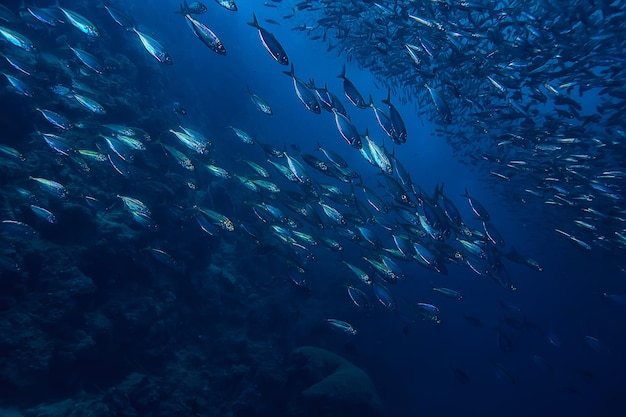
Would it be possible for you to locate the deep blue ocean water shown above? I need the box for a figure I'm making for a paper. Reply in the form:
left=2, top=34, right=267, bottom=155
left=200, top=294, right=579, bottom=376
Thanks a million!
left=1, top=1, right=625, bottom=417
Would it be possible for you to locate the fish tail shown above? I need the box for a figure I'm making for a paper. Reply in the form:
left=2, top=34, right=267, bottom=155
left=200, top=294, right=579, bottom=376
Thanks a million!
left=381, top=88, right=391, bottom=105
left=282, top=63, right=295, bottom=77
left=337, top=63, right=346, bottom=79
left=247, top=13, right=260, bottom=28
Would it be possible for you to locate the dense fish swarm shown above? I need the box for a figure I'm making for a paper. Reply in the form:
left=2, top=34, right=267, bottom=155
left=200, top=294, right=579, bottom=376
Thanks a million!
left=289, top=0, right=626, bottom=255
left=0, top=1, right=624, bottom=417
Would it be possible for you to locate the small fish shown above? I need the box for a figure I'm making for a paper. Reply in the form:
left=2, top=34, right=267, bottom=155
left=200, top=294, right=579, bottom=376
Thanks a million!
left=247, top=13, right=288, bottom=65
left=585, top=336, right=610, bottom=355
left=2, top=54, right=34, bottom=76
left=555, top=229, right=591, bottom=250
left=337, top=64, right=367, bottom=108
left=194, top=206, right=235, bottom=231
left=175, top=1, right=208, bottom=14
left=169, top=128, right=209, bottom=154
left=425, top=84, right=452, bottom=124
left=30, top=177, right=68, bottom=199
left=373, top=281, right=396, bottom=310
left=0, top=5, right=18, bottom=23
left=215, top=0, right=237, bottom=11
left=103, top=4, right=134, bottom=28
left=347, top=286, right=370, bottom=308
left=432, top=287, right=463, bottom=300
left=26, top=7, right=60, bottom=26
left=381, top=89, right=407, bottom=145
left=133, top=28, right=173, bottom=64
left=283, top=64, right=320, bottom=113
left=229, top=126, right=254, bottom=144
left=182, top=13, right=226, bottom=55
left=30, top=205, right=56, bottom=223
left=70, top=47, right=104, bottom=74
left=247, top=87, right=273, bottom=114
left=326, top=318, right=357, bottom=335
left=0, top=26, right=36, bottom=52
left=2, top=73, right=33, bottom=97
left=36, top=108, right=71, bottom=130
left=0, top=144, right=25, bottom=162
left=414, top=302, right=441, bottom=324
left=73, top=94, right=106, bottom=114
left=118, top=195, right=151, bottom=216
left=57, top=7, right=100, bottom=37
left=462, top=189, right=490, bottom=221
left=332, top=109, right=362, bottom=149
left=162, top=144, right=194, bottom=171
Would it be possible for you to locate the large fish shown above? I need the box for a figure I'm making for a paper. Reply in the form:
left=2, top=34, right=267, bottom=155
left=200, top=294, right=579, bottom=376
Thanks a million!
left=182, top=13, right=226, bottom=55
left=332, top=109, right=361, bottom=149
left=381, top=90, right=407, bottom=145
left=247, top=13, right=288, bottom=65
left=337, top=64, right=367, bottom=108
left=0, top=26, right=36, bottom=52
left=57, top=7, right=100, bottom=37
left=283, top=64, right=320, bottom=114
left=132, top=28, right=173, bottom=64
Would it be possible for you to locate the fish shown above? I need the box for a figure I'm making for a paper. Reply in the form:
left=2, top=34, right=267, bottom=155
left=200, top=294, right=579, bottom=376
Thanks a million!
left=169, top=128, right=209, bottom=154
left=30, top=205, right=56, bottom=223
left=36, top=108, right=71, bottom=130
left=372, top=281, right=396, bottom=310
left=462, top=189, right=490, bottom=221
left=103, top=4, right=134, bottom=28
left=26, top=7, right=60, bottom=27
left=0, top=4, right=17, bottom=23
left=2, top=53, right=34, bottom=76
left=337, top=64, right=367, bottom=108
left=73, top=94, right=106, bottom=115
left=326, top=318, right=357, bottom=335
left=57, top=7, right=100, bottom=37
left=182, top=13, right=226, bottom=55
left=381, top=89, right=407, bottom=145
left=176, top=1, right=208, bottom=14
left=229, top=126, right=254, bottom=145
left=30, top=177, right=68, bottom=199
left=0, top=26, right=36, bottom=52
left=69, top=47, right=104, bottom=74
left=425, top=84, right=452, bottom=124
left=282, top=64, right=320, bottom=114
left=214, top=0, right=237, bottom=11
left=2, top=73, right=33, bottom=97
left=195, top=206, right=234, bottom=232
left=246, top=87, right=273, bottom=114
left=332, top=109, right=361, bottom=149
left=247, top=13, right=288, bottom=65
left=162, top=144, right=194, bottom=171
left=133, top=28, right=173, bottom=64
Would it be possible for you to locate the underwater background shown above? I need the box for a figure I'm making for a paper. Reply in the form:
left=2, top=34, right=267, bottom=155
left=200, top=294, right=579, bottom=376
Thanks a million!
left=0, top=1, right=625, bottom=416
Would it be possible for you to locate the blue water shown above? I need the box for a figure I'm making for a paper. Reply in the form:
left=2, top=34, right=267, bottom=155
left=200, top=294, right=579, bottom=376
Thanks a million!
left=1, top=1, right=625, bottom=416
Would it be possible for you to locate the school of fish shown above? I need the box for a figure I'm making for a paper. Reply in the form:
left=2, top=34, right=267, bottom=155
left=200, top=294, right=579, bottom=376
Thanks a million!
left=0, top=0, right=623, bottom=403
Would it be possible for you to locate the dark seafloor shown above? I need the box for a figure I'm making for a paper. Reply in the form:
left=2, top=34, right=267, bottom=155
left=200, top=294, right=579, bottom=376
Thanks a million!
left=1, top=1, right=626, bottom=417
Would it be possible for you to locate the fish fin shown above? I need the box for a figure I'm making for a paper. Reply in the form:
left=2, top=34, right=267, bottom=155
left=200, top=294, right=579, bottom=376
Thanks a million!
left=247, top=13, right=260, bottom=28
left=282, top=63, right=295, bottom=77
left=337, top=63, right=346, bottom=79
left=381, top=88, right=391, bottom=105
